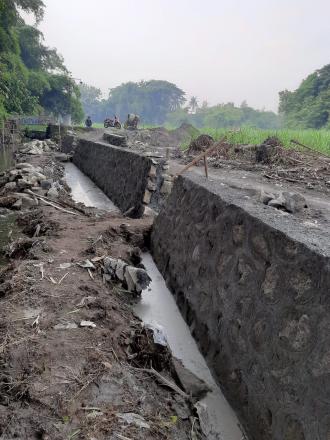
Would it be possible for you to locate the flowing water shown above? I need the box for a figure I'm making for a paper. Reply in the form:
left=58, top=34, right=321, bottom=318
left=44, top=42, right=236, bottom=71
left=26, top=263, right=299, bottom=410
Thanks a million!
left=65, top=162, right=246, bottom=440
left=64, top=162, right=119, bottom=212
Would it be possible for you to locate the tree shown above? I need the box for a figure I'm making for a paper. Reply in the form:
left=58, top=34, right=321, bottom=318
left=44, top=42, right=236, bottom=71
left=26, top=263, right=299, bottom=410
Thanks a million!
left=189, top=96, right=198, bottom=113
left=279, top=64, right=330, bottom=129
left=96, top=80, right=186, bottom=124
left=0, top=0, right=83, bottom=122
left=17, top=24, right=66, bottom=72
left=79, top=83, right=103, bottom=120
left=167, top=101, right=280, bottom=129
left=39, top=74, right=83, bottom=123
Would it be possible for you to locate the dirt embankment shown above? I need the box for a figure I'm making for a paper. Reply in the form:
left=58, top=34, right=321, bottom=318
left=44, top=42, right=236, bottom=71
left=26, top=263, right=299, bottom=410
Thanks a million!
left=0, top=142, right=204, bottom=440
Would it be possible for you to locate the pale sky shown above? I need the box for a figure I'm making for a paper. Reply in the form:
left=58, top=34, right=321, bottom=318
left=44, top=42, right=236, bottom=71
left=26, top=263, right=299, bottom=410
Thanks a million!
left=34, top=0, right=330, bottom=111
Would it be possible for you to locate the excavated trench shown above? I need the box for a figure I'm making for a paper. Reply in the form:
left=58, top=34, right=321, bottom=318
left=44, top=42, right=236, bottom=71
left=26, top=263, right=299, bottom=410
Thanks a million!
left=64, top=162, right=245, bottom=440
left=63, top=135, right=330, bottom=440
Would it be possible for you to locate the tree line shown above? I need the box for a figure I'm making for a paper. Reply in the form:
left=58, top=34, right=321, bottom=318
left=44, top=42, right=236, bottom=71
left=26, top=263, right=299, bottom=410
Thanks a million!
left=79, top=82, right=280, bottom=129
left=0, top=1, right=328, bottom=131
left=0, top=0, right=83, bottom=122
left=279, top=64, right=330, bottom=129
left=81, top=64, right=330, bottom=130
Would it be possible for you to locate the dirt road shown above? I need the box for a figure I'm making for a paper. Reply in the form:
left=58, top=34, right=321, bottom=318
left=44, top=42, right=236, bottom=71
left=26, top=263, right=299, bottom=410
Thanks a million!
left=0, top=148, right=202, bottom=439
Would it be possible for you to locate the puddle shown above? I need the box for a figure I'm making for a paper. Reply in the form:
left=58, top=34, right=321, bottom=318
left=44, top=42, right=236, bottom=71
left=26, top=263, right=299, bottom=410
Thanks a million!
left=64, top=162, right=119, bottom=213
left=64, top=162, right=246, bottom=440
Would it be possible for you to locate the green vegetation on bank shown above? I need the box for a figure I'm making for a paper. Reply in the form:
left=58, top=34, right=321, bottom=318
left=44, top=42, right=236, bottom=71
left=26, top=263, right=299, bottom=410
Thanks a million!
left=279, top=64, right=330, bottom=130
left=0, top=0, right=83, bottom=122
left=183, top=127, right=330, bottom=155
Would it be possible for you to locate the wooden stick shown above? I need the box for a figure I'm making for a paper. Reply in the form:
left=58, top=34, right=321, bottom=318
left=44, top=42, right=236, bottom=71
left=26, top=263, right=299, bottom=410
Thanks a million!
left=177, top=136, right=227, bottom=176
left=290, top=139, right=330, bottom=160
left=203, top=155, right=208, bottom=179
left=26, top=191, right=79, bottom=216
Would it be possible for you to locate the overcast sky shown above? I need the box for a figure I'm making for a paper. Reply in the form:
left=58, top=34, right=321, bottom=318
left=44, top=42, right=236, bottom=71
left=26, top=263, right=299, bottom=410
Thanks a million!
left=34, top=0, right=330, bottom=111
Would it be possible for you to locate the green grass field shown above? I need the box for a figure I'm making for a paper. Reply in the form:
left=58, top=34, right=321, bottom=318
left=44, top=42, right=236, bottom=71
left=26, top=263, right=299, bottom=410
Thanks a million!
left=198, top=127, right=330, bottom=155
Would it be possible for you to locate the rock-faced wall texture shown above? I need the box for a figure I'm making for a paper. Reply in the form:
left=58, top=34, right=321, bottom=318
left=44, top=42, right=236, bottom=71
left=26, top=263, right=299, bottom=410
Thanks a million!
left=74, top=139, right=152, bottom=216
left=73, top=139, right=173, bottom=216
left=151, top=174, right=330, bottom=440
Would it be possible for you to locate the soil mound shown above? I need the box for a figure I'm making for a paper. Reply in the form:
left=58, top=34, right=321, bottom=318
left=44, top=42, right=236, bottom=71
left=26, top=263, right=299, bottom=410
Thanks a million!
left=255, top=136, right=283, bottom=164
left=187, top=134, right=214, bottom=154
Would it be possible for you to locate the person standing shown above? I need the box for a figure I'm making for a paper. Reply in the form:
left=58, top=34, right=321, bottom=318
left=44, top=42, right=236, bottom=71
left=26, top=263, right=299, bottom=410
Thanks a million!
left=85, top=116, right=92, bottom=128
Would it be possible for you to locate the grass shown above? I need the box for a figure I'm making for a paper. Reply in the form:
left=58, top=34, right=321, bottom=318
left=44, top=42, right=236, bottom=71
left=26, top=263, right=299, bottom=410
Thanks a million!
left=21, top=124, right=47, bottom=131
left=199, top=127, right=330, bottom=155
left=78, top=121, right=330, bottom=156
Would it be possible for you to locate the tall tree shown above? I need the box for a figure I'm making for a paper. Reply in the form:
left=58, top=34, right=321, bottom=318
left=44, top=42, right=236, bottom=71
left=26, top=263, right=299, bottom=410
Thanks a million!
left=189, top=96, right=198, bottom=113
left=279, top=64, right=330, bottom=129
left=104, top=80, right=186, bottom=124
left=0, top=0, right=83, bottom=122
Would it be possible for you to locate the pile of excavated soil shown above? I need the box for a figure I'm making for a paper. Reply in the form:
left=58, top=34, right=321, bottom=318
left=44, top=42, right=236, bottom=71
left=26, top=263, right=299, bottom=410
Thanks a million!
left=0, top=144, right=204, bottom=440
left=125, top=124, right=200, bottom=152
left=184, top=135, right=330, bottom=193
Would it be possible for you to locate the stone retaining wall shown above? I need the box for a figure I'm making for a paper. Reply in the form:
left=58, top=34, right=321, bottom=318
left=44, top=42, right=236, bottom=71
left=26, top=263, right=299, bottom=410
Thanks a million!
left=73, top=139, right=173, bottom=216
left=151, top=174, right=330, bottom=440
left=74, top=139, right=151, bottom=216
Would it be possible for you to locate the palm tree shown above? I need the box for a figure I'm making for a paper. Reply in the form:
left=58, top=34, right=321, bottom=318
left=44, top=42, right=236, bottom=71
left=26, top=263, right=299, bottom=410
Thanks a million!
left=189, top=96, right=198, bottom=113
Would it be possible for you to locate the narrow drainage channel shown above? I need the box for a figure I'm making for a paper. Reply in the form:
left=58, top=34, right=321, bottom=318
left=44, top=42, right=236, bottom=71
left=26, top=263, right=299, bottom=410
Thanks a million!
left=65, top=162, right=246, bottom=440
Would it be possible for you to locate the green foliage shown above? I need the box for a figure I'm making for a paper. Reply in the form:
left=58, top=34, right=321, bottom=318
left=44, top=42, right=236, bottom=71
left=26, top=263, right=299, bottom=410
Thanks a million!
left=39, top=74, right=83, bottom=122
left=108, top=80, right=186, bottom=124
left=17, top=24, right=66, bottom=71
left=79, top=83, right=103, bottom=119
left=167, top=102, right=280, bottom=130
left=0, top=0, right=83, bottom=123
left=279, top=64, right=330, bottom=129
left=81, top=80, right=186, bottom=124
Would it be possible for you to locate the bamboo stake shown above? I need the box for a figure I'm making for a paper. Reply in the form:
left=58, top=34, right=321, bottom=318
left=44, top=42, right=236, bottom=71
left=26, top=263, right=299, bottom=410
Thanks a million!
left=290, top=139, right=330, bottom=160
left=203, top=155, right=208, bottom=179
left=177, top=136, right=227, bottom=176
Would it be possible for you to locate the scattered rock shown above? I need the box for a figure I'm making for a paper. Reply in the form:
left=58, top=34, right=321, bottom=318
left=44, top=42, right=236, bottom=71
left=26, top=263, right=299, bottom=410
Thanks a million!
left=41, top=180, right=53, bottom=190
left=173, top=358, right=212, bottom=400
left=54, top=323, right=78, bottom=330
left=47, top=187, right=59, bottom=199
left=80, top=320, right=96, bottom=328
left=259, top=189, right=275, bottom=205
left=104, top=257, right=151, bottom=295
left=116, top=412, right=150, bottom=429
left=268, top=191, right=306, bottom=213
left=4, top=182, right=16, bottom=191
left=143, top=190, right=152, bottom=204
left=16, top=179, right=32, bottom=190
left=12, top=198, right=22, bottom=210
left=160, top=180, right=172, bottom=195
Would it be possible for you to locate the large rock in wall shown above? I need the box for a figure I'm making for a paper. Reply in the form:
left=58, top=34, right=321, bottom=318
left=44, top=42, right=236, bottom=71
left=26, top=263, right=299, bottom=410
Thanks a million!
left=151, top=174, right=330, bottom=440
left=73, top=139, right=152, bottom=217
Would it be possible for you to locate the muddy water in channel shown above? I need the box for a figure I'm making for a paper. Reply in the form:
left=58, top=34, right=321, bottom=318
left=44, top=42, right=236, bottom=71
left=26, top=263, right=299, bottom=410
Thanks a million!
left=65, top=162, right=246, bottom=440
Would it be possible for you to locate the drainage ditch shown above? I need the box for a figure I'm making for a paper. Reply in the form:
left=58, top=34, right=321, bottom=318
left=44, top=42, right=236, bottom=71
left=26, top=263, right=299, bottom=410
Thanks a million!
left=64, top=162, right=246, bottom=440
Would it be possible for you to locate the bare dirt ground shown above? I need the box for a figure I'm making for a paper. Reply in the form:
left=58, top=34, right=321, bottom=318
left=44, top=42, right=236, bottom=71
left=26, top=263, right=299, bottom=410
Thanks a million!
left=0, top=150, right=203, bottom=440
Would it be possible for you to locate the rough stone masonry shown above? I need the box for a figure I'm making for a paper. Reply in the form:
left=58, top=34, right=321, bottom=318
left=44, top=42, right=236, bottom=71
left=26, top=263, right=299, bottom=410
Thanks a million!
left=151, top=174, right=330, bottom=440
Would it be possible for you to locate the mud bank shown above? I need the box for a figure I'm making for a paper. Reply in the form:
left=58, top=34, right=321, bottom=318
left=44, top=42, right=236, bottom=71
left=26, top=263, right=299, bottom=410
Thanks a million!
left=151, top=174, right=330, bottom=440
left=0, top=146, right=205, bottom=440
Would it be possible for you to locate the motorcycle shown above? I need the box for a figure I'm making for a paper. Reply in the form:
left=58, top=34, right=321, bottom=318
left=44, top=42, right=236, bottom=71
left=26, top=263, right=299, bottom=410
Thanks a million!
left=104, top=118, right=122, bottom=129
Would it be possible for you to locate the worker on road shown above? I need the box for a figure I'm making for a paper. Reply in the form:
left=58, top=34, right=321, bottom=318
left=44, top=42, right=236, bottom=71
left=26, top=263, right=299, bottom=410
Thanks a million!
left=85, top=116, right=92, bottom=128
